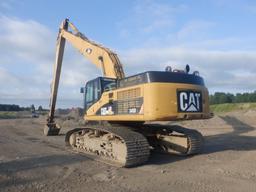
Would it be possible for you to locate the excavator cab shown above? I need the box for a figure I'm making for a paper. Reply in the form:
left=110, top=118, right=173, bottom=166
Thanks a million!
left=82, top=77, right=116, bottom=111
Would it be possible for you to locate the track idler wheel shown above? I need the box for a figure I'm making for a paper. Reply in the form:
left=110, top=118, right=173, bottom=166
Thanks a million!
left=44, top=123, right=61, bottom=136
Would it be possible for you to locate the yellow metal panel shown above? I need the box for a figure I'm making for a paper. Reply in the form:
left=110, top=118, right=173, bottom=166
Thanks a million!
left=85, top=82, right=211, bottom=122
left=143, top=82, right=210, bottom=120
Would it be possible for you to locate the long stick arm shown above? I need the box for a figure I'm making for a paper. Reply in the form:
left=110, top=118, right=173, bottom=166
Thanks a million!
left=47, top=20, right=68, bottom=124
left=44, top=19, right=125, bottom=135
left=44, top=20, right=68, bottom=136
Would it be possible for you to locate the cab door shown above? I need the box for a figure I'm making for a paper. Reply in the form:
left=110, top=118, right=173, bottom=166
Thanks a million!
left=84, top=78, right=101, bottom=112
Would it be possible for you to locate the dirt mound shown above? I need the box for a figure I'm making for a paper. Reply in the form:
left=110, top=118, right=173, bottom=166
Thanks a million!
left=66, top=108, right=84, bottom=119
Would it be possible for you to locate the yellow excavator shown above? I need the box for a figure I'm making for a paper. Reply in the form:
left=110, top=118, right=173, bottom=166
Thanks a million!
left=44, top=19, right=212, bottom=167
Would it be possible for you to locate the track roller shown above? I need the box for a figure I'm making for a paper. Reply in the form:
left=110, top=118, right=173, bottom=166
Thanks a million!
left=144, top=124, right=204, bottom=155
left=65, top=125, right=150, bottom=167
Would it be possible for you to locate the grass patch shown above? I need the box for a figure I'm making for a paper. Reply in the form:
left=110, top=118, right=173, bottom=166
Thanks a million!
left=0, top=111, right=19, bottom=119
left=210, top=103, right=256, bottom=113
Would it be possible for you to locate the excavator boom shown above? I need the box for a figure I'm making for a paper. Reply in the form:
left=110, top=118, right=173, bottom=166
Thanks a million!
left=44, top=19, right=125, bottom=135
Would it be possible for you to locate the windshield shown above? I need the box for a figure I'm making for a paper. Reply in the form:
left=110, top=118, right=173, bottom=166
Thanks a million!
left=102, top=78, right=116, bottom=92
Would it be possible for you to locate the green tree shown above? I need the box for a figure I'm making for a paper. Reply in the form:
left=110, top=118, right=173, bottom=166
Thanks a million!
left=38, top=105, right=43, bottom=111
left=31, top=104, right=36, bottom=113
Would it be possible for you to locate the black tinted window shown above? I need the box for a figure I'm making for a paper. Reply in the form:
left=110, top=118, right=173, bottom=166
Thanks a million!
left=102, top=79, right=116, bottom=92
left=86, top=82, right=94, bottom=102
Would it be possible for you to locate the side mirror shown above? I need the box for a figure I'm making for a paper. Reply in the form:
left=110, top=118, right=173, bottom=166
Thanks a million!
left=80, top=87, right=85, bottom=93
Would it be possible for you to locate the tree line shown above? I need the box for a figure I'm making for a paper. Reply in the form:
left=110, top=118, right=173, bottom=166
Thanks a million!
left=210, top=91, right=256, bottom=105
left=0, top=104, right=45, bottom=111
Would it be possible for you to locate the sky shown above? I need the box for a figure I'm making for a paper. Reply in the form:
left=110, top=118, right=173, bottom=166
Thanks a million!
left=0, top=0, right=256, bottom=107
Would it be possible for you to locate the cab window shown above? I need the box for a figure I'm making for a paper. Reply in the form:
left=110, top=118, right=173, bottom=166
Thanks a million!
left=85, top=78, right=101, bottom=110
left=102, top=78, right=116, bottom=92
left=85, top=81, right=94, bottom=102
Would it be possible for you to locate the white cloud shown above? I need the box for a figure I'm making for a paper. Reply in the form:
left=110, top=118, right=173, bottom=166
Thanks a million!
left=0, top=16, right=99, bottom=100
left=133, top=0, right=186, bottom=33
left=117, top=0, right=187, bottom=38
left=0, top=16, right=54, bottom=99
left=120, top=47, right=256, bottom=93
left=0, top=14, right=256, bottom=103
left=177, top=20, right=215, bottom=39
left=0, top=16, right=54, bottom=63
left=0, top=67, right=19, bottom=84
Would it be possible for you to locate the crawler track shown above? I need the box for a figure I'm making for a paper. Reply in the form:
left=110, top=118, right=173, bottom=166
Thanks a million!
left=138, top=124, right=204, bottom=155
left=65, top=125, right=150, bottom=167
left=65, top=123, right=203, bottom=167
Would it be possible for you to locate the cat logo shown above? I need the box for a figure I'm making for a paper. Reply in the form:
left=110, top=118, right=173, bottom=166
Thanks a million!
left=177, top=90, right=202, bottom=112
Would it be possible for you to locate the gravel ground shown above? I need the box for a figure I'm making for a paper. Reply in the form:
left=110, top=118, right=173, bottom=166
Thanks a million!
left=1, top=111, right=256, bottom=192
